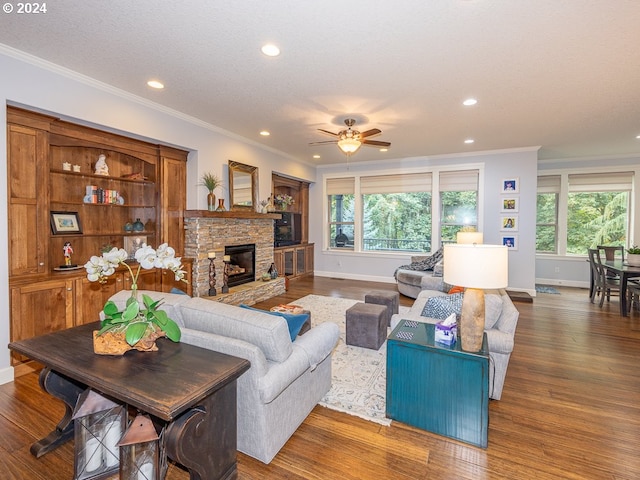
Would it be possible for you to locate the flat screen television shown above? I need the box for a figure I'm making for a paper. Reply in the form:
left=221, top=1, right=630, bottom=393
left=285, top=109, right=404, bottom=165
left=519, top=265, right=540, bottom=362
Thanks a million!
left=274, top=212, right=302, bottom=246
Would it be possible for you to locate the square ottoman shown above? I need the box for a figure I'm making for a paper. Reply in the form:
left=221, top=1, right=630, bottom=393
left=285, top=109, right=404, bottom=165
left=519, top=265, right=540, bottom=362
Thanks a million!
left=365, top=290, right=399, bottom=326
left=346, top=302, right=388, bottom=350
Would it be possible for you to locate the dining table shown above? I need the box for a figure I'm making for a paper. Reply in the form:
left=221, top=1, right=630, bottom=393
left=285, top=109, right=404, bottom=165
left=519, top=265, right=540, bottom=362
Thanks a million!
left=600, top=260, right=640, bottom=316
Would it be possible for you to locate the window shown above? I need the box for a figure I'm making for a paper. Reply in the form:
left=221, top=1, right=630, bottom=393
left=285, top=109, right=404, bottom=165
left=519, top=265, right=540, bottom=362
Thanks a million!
left=536, top=175, right=559, bottom=254
left=327, top=177, right=355, bottom=249
left=439, top=170, right=479, bottom=243
left=535, top=171, right=633, bottom=255
left=361, top=173, right=432, bottom=252
left=566, top=173, right=630, bottom=255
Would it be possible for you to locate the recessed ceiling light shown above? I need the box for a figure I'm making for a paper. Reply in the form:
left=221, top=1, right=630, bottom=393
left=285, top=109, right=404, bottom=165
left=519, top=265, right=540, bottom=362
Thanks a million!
left=313, top=154, right=321, bottom=159
left=636, top=134, right=640, bottom=139
left=464, top=139, right=475, bottom=144
left=147, top=80, right=164, bottom=89
left=379, top=148, right=388, bottom=152
left=259, top=130, right=270, bottom=136
left=261, top=44, right=280, bottom=57
left=463, top=98, right=477, bottom=106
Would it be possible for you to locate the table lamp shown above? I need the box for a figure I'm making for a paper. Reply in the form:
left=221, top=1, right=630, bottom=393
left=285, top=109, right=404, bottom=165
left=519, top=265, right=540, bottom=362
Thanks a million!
left=443, top=244, right=508, bottom=352
left=457, top=231, right=484, bottom=244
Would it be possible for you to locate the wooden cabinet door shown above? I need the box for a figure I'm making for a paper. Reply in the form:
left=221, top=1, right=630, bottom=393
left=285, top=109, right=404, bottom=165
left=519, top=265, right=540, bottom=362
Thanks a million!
left=304, top=244, right=314, bottom=275
left=75, top=274, right=124, bottom=325
left=7, top=124, right=49, bottom=276
left=160, top=149, right=187, bottom=256
left=123, top=268, right=160, bottom=292
left=10, top=279, right=74, bottom=364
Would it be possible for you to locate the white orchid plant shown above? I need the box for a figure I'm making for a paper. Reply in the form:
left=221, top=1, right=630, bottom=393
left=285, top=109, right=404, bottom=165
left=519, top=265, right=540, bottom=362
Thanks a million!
left=84, top=243, right=186, bottom=346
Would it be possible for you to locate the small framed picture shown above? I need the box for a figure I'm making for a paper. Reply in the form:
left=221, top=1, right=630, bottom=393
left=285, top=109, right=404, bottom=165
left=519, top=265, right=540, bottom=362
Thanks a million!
left=501, top=178, right=519, bottom=193
left=50, top=211, right=82, bottom=235
left=501, top=235, right=518, bottom=250
left=500, top=215, right=518, bottom=231
left=501, top=197, right=519, bottom=213
left=124, top=235, right=147, bottom=259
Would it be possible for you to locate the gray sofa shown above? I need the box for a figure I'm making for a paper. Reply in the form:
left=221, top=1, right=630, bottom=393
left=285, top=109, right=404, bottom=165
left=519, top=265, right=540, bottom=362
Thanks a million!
left=106, top=290, right=340, bottom=464
left=390, top=288, right=519, bottom=400
left=395, top=255, right=445, bottom=298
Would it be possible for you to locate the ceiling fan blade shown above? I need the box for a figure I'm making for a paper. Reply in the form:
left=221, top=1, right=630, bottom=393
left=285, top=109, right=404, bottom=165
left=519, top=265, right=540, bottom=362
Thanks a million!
left=362, top=140, right=391, bottom=147
left=360, top=128, right=382, bottom=138
left=308, top=140, right=338, bottom=146
left=318, top=129, right=339, bottom=137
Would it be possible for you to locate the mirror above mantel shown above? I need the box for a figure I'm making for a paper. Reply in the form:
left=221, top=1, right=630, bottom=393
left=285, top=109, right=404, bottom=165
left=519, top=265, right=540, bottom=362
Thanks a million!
left=228, top=160, right=258, bottom=211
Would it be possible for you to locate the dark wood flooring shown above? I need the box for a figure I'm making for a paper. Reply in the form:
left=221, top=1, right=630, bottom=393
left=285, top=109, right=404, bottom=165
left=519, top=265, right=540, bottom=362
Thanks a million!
left=1, top=276, right=639, bottom=479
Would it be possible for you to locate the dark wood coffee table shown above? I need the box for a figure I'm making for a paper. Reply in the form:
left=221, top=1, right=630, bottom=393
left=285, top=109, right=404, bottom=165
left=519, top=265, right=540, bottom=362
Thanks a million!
left=9, top=322, right=250, bottom=480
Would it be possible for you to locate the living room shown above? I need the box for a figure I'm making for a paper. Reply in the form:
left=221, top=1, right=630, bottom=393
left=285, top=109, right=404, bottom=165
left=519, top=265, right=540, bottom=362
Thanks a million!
left=1, top=3, right=640, bottom=479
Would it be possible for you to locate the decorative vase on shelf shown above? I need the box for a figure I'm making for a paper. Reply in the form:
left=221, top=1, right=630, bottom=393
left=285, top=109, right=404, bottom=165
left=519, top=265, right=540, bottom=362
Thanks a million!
left=132, top=218, right=144, bottom=232
left=215, top=199, right=226, bottom=212
left=269, top=262, right=278, bottom=279
left=207, top=192, right=216, bottom=212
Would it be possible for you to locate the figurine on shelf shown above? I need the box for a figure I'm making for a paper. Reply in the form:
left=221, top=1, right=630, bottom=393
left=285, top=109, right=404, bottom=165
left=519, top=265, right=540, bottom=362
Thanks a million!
left=62, top=242, right=77, bottom=268
left=94, top=154, right=109, bottom=176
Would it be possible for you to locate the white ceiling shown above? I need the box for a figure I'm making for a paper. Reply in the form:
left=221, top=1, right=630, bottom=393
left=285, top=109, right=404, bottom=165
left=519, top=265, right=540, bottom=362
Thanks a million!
left=1, top=0, right=640, bottom=166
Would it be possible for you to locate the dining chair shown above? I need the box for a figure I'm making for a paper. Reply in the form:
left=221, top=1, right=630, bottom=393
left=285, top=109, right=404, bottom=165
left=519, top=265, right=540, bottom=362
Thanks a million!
left=597, top=245, right=625, bottom=279
left=588, top=248, right=621, bottom=306
left=627, top=282, right=640, bottom=313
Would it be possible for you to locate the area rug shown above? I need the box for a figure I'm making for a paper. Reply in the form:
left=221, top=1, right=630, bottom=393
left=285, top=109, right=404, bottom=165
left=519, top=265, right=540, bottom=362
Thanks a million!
left=290, top=294, right=409, bottom=426
left=535, top=284, right=561, bottom=294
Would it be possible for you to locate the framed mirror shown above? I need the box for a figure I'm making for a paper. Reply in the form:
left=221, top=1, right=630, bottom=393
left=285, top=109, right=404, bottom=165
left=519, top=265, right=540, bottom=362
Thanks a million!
left=228, top=160, right=258, bottom=210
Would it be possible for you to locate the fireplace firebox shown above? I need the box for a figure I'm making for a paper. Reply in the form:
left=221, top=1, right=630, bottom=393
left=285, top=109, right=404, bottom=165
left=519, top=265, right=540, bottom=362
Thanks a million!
left=225, top=244, right=256, bottom=287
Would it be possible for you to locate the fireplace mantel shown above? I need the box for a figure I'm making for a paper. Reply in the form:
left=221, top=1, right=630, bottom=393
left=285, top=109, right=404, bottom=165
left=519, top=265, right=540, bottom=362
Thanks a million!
left=184, top=210, right=281, bottom=220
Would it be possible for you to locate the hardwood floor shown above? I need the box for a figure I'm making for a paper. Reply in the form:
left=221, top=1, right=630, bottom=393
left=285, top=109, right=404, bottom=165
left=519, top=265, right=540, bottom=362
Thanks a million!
left=1, top=277, right=639, bottom=479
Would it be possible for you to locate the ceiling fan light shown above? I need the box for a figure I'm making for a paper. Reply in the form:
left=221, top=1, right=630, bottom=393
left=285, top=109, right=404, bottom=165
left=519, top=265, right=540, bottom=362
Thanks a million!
left=338, top=137, right=362, bottom=154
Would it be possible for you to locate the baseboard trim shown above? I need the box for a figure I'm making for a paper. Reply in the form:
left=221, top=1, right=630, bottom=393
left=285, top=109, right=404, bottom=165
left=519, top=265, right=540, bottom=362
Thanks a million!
left=0, top=366, right=15, bottom=385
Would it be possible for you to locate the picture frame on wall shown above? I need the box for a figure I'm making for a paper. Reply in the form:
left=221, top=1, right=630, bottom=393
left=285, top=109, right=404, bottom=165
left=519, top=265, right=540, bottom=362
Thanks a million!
left=501, top=196, right=519, bottom=213
left=50, top=211, right=82, bottom=235
left=124, top=235, right=147, bottom=259
left=501, top=178, right=519, bottom=193
left=501, top=235, right=518, bottom=250
left=500, top=215, right=518, bottom=231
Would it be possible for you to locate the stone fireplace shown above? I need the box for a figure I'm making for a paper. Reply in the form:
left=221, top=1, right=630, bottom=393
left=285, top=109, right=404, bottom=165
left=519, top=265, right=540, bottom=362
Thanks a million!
left=184, top=211, right=285, bottom=302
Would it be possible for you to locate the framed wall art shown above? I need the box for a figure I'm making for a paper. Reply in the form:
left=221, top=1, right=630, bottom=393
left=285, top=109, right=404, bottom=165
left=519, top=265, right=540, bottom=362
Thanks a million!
left=500, top=215, right=518, bottom=231
left=50, top=211, right=82, bottom=235
left=501, top=196, right=519, bottom=213
left=124, top=235, right=147, bottom=259
left=501, top=235, right=518, bottom=250
left=501, top=178, right=519, bottom=193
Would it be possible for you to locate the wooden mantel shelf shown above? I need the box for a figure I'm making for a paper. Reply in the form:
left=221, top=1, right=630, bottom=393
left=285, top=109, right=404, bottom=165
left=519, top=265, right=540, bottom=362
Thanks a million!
left=184, top=210, right=281, bottom=219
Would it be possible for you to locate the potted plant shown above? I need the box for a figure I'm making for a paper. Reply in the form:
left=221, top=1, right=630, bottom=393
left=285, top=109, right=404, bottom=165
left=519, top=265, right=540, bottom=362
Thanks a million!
left=84, top=243, right=186, bottom=355
left=199, top=172, right=223, bottom=211
left=627, top=246, right=640, bottom=266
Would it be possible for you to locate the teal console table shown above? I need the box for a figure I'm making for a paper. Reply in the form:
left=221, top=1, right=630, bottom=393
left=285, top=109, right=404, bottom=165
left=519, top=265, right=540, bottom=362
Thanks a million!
left=386, top=320, right=489, bottom=448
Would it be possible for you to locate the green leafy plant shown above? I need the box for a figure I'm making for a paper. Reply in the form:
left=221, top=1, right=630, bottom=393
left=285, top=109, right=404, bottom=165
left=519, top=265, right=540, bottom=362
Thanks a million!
left=84, top=243, right=186, bottom=346
left=100, top=293, right=181, bottom=345
left=199, top=172, right=222, bottom=193
left=627, top=245, right=640, bottom=254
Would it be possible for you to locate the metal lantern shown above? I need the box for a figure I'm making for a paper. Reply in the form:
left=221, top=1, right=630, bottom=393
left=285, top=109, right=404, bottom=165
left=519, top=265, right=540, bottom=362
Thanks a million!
left=118, top=413, right=166, bottom=480
left=72, top=389, right=127, bottom=480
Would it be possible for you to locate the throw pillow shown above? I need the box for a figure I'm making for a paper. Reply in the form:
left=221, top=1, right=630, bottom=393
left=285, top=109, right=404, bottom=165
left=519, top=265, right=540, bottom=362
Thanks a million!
left=432, top=260, right=444, bottom=277
left=448, top=285, right=464, bottom=294
left=422, top=293, right=464, bottom=320
left=239, top=304, right=309, bottom=341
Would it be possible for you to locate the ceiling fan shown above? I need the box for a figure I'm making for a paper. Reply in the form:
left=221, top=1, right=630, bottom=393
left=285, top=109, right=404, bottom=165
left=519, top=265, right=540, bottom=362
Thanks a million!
left=309, top=118, right=391, bottom=155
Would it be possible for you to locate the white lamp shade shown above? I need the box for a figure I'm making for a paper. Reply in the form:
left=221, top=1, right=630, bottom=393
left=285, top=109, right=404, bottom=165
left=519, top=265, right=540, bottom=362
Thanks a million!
left=443, top=244, right=508, bottom=289
left=457, top=231, right=484, bottom=244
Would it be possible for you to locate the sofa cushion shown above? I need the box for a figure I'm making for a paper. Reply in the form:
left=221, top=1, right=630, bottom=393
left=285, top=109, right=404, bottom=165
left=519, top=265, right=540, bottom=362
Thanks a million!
left=178, top=298, right=293, bottom=363
left=240, top=304, right=309, bottom=341
left=484, top=291, right=504, bottom=329
left=422, top=293, right=464, bottom=320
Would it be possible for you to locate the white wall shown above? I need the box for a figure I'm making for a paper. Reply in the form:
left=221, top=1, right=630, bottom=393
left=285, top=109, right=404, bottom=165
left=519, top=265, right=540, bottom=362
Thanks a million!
left=310, top=148, right=539, bottom=294
left=0, top=49, right=315, bottom=383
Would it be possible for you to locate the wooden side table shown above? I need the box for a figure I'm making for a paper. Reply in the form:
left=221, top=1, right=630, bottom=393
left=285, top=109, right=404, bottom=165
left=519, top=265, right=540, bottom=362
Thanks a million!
left=386, top=320, right=489, bottom=448
left=9, top=322, right=250, bottom=479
